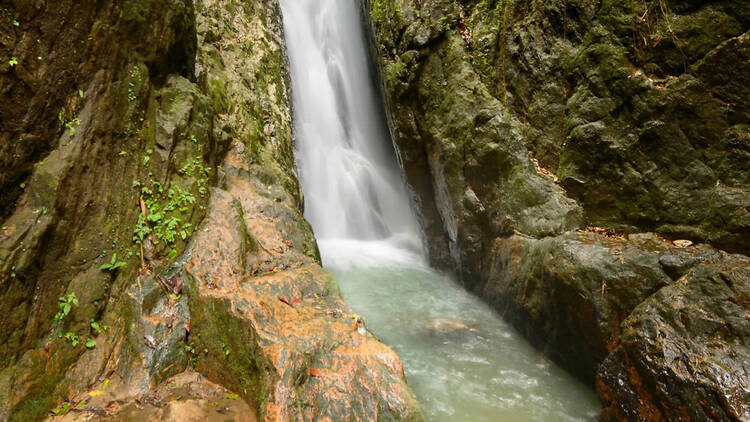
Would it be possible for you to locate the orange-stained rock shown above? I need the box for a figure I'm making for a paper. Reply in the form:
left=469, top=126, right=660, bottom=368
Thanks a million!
left=180, top=146, right=423, bottom=421
left=52, top=371, right=257, bottom=422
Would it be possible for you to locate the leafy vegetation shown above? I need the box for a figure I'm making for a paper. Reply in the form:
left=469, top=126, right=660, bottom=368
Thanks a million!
left=132, top=143, right=210, bottom=259
left=64, top=332, right=79, bottom=347
left=90, top=319, right=108, bottom=335
left=54, top=293, right=78, bottom=323
left=99, top=253, right=126, bottom=272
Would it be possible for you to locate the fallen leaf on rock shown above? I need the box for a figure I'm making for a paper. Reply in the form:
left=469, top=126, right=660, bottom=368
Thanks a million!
left=89, top=390, right=106, bottom=397
left=172, top=276, right=184, bottom=294
left=279, top=297, right=294, bottom=308
left=673, top=239, right=693, bottom=248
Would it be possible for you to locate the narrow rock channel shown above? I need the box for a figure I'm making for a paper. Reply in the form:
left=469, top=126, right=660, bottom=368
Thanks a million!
left=280, top=0, right=601, bottom=419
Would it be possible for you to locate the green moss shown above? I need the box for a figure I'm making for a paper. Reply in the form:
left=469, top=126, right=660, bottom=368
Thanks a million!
left=186, top=285, right=272, bottom=414
left=120, top=0, right=152, bottom=24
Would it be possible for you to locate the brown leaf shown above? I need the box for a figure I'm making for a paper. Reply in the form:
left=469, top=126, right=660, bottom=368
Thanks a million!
left=172, top=276, right=184, bottom=295
left=309, top=367, right=323, bottom=377
left=139, top=197, right=147, bottom=218
left=278, top=297, right=294, bottom=308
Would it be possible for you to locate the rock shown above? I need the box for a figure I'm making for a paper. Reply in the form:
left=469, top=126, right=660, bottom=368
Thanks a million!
left=423, top=317, right=478, bottom=335
left=51, top=371, right=258, bottom=422
left=0, top=0, right=424, bottom=420
left=478, top=232, right=673, bottom=383
left=597, top=257, right=750, bottom=422
left=367, top=0, right=750, bottom=418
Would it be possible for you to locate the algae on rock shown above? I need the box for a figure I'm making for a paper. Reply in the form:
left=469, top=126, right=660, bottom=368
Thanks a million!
left=366, top=0, right=750, bottom=420
left=0, top=0, right=423, bottom=420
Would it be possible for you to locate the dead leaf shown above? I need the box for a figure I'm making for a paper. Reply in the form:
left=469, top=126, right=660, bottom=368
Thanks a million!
left=279, top=297, right=294, bottom=308
left=89, top=390, right=106, bottom=397
left=139, top=197, right=147, bottom=218
left=172, top=276, right=184, bottom=295
left=309, top=367, right=323, bottom=377
left=673, top=239, right=693, bottom=248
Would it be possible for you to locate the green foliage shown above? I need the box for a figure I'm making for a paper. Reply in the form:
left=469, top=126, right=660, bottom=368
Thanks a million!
left=90, top=319, right=108, bottom=334
left=8, top=56, right=17, bottom=67
left=99, top=253, right=126, bottom=272
left=54, top=292, right=78, bottom=323
left=127, top=65, right=143, bottom=102
left=52, top=403, right=70, bottom=416
left=132, top=152, right=207, bottom=258
left=133, top=214, right=152, bottom=242
left=185, top=343, right=198, bottom=368
left=57, top=111, right=81, bottom=137
left=178, top=156, right=211, bottom=197
left=85, top=338, right=96, bottom=349
left=64, top=332, right=79, bottom=347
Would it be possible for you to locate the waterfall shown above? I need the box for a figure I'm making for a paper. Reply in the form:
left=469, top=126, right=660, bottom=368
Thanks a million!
left=280, top=0, right=423, bottom=268
left=278, top=3, right=603, bottom=420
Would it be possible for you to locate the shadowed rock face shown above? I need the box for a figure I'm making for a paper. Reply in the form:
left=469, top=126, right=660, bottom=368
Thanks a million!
left=598, top=258, right=750, bottom=421
left=365, top=0, right=749, bottom=419
left=0, top=0, right=423, bottom=420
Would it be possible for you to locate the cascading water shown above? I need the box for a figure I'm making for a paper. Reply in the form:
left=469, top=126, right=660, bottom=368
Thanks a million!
left=279, top=0, right=601, bottom=420
left=279, top=0, right=422, bottom=267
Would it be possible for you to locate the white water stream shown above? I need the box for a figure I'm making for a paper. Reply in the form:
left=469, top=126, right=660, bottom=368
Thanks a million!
left=279, top=0, right=601, bottom=419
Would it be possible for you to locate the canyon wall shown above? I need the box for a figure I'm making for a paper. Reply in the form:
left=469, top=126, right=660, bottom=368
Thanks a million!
left=0, top=0, right=422, bottom=420
left=366, top=0, right=750, bottom=419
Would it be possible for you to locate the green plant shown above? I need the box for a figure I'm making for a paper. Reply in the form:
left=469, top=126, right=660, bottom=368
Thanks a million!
left=99, top=253, right=126, bottom=272
left=8, top=56, right=17, bottom=67
left=54, top=292, right=79, bottom=323
left=52, top=403, right=70, bottom=416
left=185, top=343, right=198, bottom=368
left=64, top=118, right=81, bottom=136
left=85, top=338, right=96, bottom=349
left=220, top=341, right=231, bottom=357
left=90, top=319, right=108, bottom=334
left=64, top=331, right=79, bottom=347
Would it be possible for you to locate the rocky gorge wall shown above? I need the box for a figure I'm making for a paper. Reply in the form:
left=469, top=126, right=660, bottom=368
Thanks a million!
left=0, top=0, right=423, bottom=420
left=365, top=0, right=749, bottom=420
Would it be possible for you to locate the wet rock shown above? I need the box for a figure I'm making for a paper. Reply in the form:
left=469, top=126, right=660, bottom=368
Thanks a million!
left=478, top=232, right=673, bottom=383
left=50, top=371, right=257, bottom=422
left=0, top=0, right=424, bottom=420
left=368, top=0, right=750, bottom=418
left=180, top=142, right=422, bottom=420
left=598, top=257, right=750, bottom=421
left=423, top=317, right=478, bottom=336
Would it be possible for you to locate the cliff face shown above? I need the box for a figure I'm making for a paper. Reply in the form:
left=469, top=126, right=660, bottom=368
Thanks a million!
left=0, top=0, right=422, bottom=420
left=366, top=0, right=749, bottom=419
